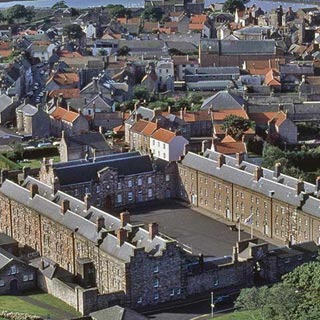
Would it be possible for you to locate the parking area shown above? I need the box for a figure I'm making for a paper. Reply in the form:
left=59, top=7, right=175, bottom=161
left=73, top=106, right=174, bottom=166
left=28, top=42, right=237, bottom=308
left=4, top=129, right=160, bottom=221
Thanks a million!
left=126, top=200, right=256, bottom=257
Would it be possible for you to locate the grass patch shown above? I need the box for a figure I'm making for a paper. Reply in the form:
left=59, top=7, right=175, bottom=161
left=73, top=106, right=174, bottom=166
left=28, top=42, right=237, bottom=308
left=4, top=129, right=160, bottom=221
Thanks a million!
left=0, top=290, right=80, bottom=318
left=0, top=295, right=49, bottom=316
left=212, top=310, right=257, bottom=319
left=18, top=156, right=60, bottom=169
left=28, top=292, right=81, bottom=316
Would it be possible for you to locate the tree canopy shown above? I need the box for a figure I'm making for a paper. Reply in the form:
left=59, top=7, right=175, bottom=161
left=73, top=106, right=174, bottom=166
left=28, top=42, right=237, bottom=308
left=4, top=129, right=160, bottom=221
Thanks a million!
left=52, top=1, right=68, bottom=9
left=5, top=5, right=34, bottom=23
left=223, top=0, right=249, bottom=13
left=235, top=261, right=320, bottom=320
left=105, top=4, right=132, bottom=19
left=63, top=24, right=84, bottom=39
left=117, top=46, right=131, bottom=57
left=221, top=115, right=254, bottom=140
left=142, top=7, right=163, bottom=21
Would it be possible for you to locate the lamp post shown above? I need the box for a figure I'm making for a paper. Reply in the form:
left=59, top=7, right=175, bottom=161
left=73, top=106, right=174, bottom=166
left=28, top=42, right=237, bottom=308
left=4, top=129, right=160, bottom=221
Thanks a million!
left=211, top=292, right=215, bottom=318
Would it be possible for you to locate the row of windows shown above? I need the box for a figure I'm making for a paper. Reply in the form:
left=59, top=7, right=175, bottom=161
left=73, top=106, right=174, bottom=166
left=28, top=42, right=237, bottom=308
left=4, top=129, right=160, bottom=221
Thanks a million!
left=117, top=189, right=153, bottom=203
left=137, top=288, right=181, bottom=304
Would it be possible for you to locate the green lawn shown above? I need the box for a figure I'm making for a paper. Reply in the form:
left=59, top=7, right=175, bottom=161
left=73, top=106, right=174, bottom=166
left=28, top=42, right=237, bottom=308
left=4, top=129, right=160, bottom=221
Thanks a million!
left=18, top=156, right=60, bottom=169
left=0, top=290, right=80, bottom=319
left=0, top=295, right=49, bottom=316
left=212, top=310, right=257, bottom=319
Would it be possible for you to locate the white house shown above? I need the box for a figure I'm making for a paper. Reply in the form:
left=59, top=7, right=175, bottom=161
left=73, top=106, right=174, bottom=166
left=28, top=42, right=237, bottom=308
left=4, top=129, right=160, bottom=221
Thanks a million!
left=83, top=23, right=96, bottom=39
left=150, top=128, right=188, bottom=162
left=156, top=58, right=174, bottom=91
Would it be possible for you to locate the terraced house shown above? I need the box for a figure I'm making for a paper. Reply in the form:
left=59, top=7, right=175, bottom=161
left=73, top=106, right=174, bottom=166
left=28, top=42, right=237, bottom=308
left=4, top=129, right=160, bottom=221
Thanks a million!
left=178, top=150, right=320, bottom=245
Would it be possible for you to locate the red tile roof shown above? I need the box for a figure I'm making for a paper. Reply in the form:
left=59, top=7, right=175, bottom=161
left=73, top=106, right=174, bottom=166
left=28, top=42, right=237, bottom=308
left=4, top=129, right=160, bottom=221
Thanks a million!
left=212, top=109, right=249, bottom=121
left=58, top=51, right=82, bottom=58
left=264, top=69, right=281, bottom=86
left=214, top=136, right=246, bottom=154
left=130, top=119, right=149, bottom=133
left=249, top=112, right=278, bottom=125
left=141, top=121, right=158, bottom=136
left=51, top=107, right=79, bottom=123
left=48, top=88, right=81, bottom=99
left=151, top=128, right=176, bottom=143
left=50, top=72, right=79, bottom=86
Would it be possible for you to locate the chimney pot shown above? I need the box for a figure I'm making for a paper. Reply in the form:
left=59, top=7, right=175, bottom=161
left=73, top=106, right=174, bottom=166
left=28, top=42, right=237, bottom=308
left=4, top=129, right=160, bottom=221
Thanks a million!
left=84, top=193, right=91, bottom=211
left=236, top=153, right=244, bottom=166
left=61, top=199, right=70, bottom=214
left=254, top=166, right=263, bottom=182
left=97, top=215, right=105, bottom=232
left=120, top=210, right=130, bottom=228
left=30, top=183, right=38, bottom=198
left=274, top=162, right=281, bottom=178
left=296, top=179, right=304, bottom=195
left=217, top=154, right=225, bottom=168
left=315, top=176, right=320, bottom=192
left=149, top=222, right=158, bottom=240
left=117, top=228, right=127, bottom=246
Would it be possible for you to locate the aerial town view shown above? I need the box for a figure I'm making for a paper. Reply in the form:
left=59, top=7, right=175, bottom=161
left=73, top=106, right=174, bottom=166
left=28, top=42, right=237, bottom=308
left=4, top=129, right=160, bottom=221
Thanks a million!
left=0, top=0, right=319, bottom=319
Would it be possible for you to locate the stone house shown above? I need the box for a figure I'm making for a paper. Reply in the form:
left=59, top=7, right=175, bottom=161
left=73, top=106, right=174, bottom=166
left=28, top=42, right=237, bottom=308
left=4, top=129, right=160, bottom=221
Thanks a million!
left=249, top=110, right=298, bottom=144
left=155, top=59, right=174, bottom=91
left=199, top=39, right=283, bottom=67
left=49, top=106, right=89, bottom=137
left=59, top=131, right=113, bottom=162
left=16, top=103, right=50, bottom=138
left=0, top=247, right=37, bottom=294
left=39, top=151, right=176, bottom=209
left=0, top=94, right=19, bottom=124
left=178, top=150, right=320, bottom=245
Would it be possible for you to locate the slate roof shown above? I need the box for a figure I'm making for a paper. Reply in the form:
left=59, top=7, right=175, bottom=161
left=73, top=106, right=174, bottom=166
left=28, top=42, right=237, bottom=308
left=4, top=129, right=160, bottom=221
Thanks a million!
left=16, top=103, right=38, bottom=116
left=51, top=152, right=154, bottom=185
left=63, top=132, right=112, bottom=153
left=181, top=150, right=319, bottom=211
left=200, top=39, right=277, bottom=55
left=90, top=305, right=148, bottom=320
left=201, top=90, right=244, bottom=110
left=1, top=177, right=171, bottom=263
left=0, top=94, right=13, bottom=112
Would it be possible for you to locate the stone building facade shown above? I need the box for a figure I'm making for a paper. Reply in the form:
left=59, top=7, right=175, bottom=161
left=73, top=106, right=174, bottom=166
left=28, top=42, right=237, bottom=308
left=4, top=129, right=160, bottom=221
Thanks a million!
left=39, top=152, right=178, bottom=209
left=178, top=150, right=320, bottom=246
left=0, top=176, right=317, bottom=314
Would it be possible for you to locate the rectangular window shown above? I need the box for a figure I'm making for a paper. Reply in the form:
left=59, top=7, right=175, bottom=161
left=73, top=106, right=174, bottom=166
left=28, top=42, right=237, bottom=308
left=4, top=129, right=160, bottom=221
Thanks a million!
left=153, top=266, right=159, bottom=273
left=148, top=188, right=153, bottom=198
left=138, top=178, right=142, bottom=186
left=117, top=183, right=121, bottom=190
left=28, top=273, right=34, bottom=281
left=154, top=279, right=159, bottom=288
left=96, top=185, right=101, bottom=193
left=23, top=275, right=28, bottom=282
left=154, top=293, right=159, bottom=301
left=170, top=289, right=174, bottom=296
left=0, top=280, right=4, bottom=287
left=163, top=153, right=166, bottom=159
left=153, top=140, right=155, bottom=145
left=165, top=174, right=170, bottom=182
left=128, top=180, right=132, bottom=188
left=128, top=192, right=133, bottom=201
left=148, top=177, right=152, bottom=184
left=117, top=194, right=122, bottom=203
left=137, top=297, right=142, bottom=304
left=163, top=143, right=165, bottom=149
left=176, top=288, right=181, bottom=295
left=9, top=265, right=16, bottom=275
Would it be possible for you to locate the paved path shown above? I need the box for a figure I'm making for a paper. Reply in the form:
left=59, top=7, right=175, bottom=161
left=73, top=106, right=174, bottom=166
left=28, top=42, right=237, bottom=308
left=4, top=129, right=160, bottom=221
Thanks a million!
left=18, top=296, right=78, bottom=320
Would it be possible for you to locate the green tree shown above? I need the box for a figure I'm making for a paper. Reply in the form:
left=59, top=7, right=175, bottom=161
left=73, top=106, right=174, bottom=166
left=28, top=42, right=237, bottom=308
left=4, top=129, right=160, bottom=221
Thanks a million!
left=117, top=45, right=131, bottom=57
left=221, top=115, right=254, bottom=140
left=105, top=4, right=132, bottom=18
left=148, top=101, right=168, bottom=110
left=5, top=5, right=34, bottom=23
left=142, top=7, right=163, bottom=21
left=63, top=24, right=84, bottom=40
left=133, top=85, right=149, bottom=101
left=51, top=1, right=68, bottom=9
left=223, top=0, right=249, bottom=13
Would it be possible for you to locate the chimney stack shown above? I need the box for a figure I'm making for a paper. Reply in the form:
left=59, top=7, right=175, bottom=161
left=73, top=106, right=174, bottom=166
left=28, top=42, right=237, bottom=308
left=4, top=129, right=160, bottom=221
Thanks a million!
left=30, top=183, right=38, bottom=198
left=120, top=210, right=130, bottom=228
left=84, top=193, right=91, bottom=211
left=180, top=108, right=184, bottom=120
left=117, top=228, right=127, bottom=246
left=99, top=126, right=104, bottom=134
left=97, top=215, right=105, bottom=232
left=232, top=245, right=238, bottom=263
left=315, top=176, right=320, bottom=193
left=236, top=153, right=244, bottom=166
left=254, top=166, right=263, bottom=182
left=296, top=179, right=304, bottom=195
left=61, top=199, right=70, bottom=214
left=149, top=222, right=159, bottom=240
left=274, top=162, right=281, bottom=178
left=217, top=154, right=225, bottom=168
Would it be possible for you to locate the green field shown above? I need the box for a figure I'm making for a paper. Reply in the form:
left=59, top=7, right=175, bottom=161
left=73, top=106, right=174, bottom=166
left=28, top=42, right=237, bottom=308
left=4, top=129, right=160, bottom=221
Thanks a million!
left=0, top=290, right=80, bottom=320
